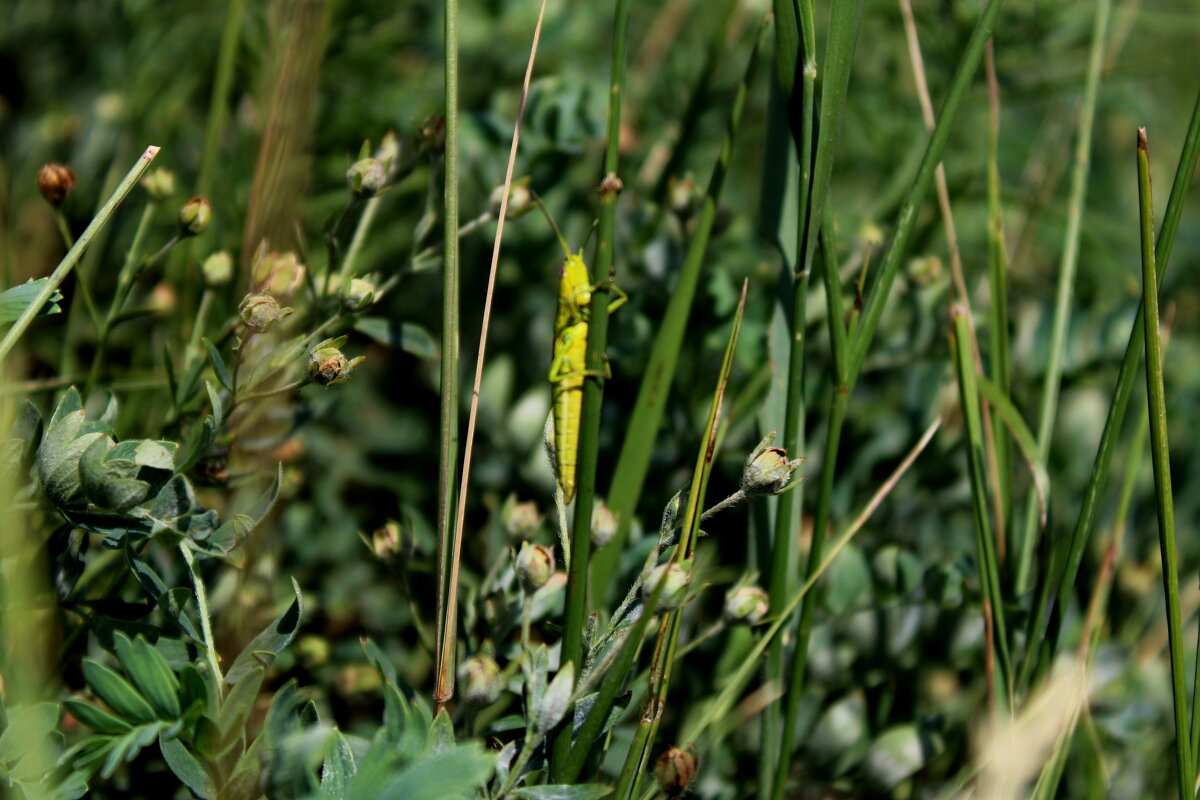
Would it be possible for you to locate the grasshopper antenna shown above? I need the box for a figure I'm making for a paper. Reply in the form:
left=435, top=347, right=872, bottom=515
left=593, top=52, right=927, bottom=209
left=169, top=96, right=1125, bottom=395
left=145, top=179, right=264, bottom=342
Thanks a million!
left=580, top=217, right=600, bottom=255
left=531, top=190, right=572, bottom=258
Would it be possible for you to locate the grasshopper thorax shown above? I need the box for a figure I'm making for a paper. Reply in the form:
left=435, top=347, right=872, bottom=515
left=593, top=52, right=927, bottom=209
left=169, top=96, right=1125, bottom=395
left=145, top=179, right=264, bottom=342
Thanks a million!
left=559, top=251, right=593, bottom=311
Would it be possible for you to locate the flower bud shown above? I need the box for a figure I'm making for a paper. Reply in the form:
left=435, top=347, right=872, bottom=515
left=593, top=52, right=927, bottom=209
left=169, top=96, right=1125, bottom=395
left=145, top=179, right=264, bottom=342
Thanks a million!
left=591, top=498, right=618, bottom=548
left=251, top=247, right=305, bottom=301
left=340, top=277, right=377, bottom=313
left=655, top=745, right=698, bottom=796
left=178, top=197, right=212, bottom=236
left=307, top=337, right=364, bottom=386
left=37, top=163, right=76, bottom=207
left=376, top=130, right=401, bottom=172
left=741, top=430, right=804, bottom=496
left=458, top=654, right=503, bottom=707
left=419, top=114, right=446, bottom=153
left=642, top=561, right=691, bottom=611
left=346, top=157, right=387, bottom=198
left=724, top=585, right=769, bottom=624
left=488, top=180, right=534, bottom=219
left=202, top=251, right=234, bottom=286
left=515, top=542, right=555, bottom=593
left=501, top=494, right=542, bottom=541
left=238, top=292, right=293, bottom=332
left=371, top=521, right=402, bottom=560
left=667, top=174, right=700, bottom=217
left=140, top=168, right=175, bottom=200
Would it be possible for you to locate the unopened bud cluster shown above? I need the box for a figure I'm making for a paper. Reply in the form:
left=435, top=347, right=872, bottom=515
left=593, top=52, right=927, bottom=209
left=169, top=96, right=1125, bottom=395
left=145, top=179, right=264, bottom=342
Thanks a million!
left=238, top=292, right=293, bottom=333
left=515, top=542, right=555, bottom=593
left=37, top=163, right=76, bottom=207
left=642, top=560, right=692, bottom=611
left=655, top=745, right=698, bottom=796
left=178, top=197, right=212, bottom=236
left=308, top=336, right=364, bottom=386
left=458, top=653, right=503, bottom=707
left=741, top=430, right=804, bottom=496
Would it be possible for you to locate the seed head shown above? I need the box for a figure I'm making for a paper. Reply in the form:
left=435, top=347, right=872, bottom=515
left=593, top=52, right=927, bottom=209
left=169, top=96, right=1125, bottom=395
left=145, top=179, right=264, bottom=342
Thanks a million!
left=37, top=163, right=76, bottom=207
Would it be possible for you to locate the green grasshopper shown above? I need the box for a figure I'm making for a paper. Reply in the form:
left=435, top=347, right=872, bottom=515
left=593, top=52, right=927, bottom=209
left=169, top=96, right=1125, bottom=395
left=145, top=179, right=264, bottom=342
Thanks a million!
left=540, top=206, right=626, bottom=503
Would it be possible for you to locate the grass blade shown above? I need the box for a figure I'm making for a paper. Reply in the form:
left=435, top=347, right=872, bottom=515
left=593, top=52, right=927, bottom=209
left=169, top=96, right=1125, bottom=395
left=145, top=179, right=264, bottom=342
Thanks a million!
left=1136, top=127, right=1193, bottom=799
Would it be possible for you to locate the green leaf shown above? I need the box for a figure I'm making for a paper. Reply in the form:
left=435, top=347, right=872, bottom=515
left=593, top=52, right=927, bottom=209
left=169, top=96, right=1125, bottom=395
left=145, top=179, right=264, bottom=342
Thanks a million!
left=63, top=695, right=132, bottom=734
left=354, top=317, right=437, bottom=358
left=0, top=703, right=62, bottom=759
left=82, top=661, right=158, bottom=725
left=224, top=578, right=303, bottom=685
left=113, top=633, right=181, bottom=719
left=0, top=278, right=62, bottom=325
left=429, top=709, right=455, bottom=754
left=861, top=724, right=942, bottom=792
left=205, top=381, right=224, bottom=429
left=513, top=786, right=613, bottom=800
left=321, top=730, right=358, bottom=798
left=175, top=415, right=217, bottom=475
left=160, top=734, right=216, bottom=799
left=218, top=666, right=265, bottom=752
left=358, top=742, right=494, bottom=800
left=202, top=338, right=233, bottom=392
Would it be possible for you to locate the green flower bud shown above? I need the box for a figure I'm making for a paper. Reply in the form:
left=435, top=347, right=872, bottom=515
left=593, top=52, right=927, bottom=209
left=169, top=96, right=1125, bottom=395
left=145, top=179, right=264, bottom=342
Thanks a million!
left=724, top=585, right=769, bottom=624
left=667, top=173, right=700, bottom=217
left=202, top=251, right=234, bottom=286
left=458, top=654, right=503, bottom=707
left=501, top=494, right=542, bottom=541
left=591, top=498, right=618, bottom=548
left=307, top=337, right=365, bottom=386
left=346, top=157, right=387, bottom=198
left=37, top=163, right=76, bottom=207
left=238, top=292, right=293, bottom=332
left=655, top=745, right=698, bottom=796
left=340, top=277, right=377, bottom=312
left=741, top=430, right=804, bottom=496
left=371, top=521, right=402, bottom=560
left=515, top=541, right=555, bottom=593
left=642, top=560, right=691, bottom=611
left=178, top=197, right=212, bottom=236
left=295, top=634, right=331, bottom=667
left=375, top=130, right=401, bottom=172
left=251, top=247, right=306, bottom=301
left=140, top=168, right=175, bottom=200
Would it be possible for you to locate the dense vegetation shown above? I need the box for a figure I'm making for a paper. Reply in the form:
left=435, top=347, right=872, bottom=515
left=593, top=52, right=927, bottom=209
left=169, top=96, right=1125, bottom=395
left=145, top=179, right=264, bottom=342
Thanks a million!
left=2, top=0, right=1200, bottom=798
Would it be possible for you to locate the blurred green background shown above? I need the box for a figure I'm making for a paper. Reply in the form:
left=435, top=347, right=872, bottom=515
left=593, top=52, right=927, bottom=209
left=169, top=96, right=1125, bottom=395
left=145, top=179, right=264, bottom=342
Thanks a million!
left=5, top=0, right=1200, bottom=796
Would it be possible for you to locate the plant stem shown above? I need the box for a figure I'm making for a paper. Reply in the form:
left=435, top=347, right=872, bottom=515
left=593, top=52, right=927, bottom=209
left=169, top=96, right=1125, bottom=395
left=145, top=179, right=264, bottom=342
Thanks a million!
left=1136, top=126, right=1193, bottom=800
left=179, top=543, right=223, bottom=702
left=0, top=146, right=159, bottom=365
left=1012, top=0, right=1110, bottom=595
left=551, top=0, right=632, bottom=777
left=433, top=0, right=461, bottom=710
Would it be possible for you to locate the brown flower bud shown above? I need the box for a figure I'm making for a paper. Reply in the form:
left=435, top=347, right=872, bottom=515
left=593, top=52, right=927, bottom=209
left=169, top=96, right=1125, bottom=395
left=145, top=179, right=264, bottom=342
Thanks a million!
left=307, top=336, right=364, bottom=386
left=37, top=163, right=76, bottom=207
left=655, top=745, right=698, bottom=796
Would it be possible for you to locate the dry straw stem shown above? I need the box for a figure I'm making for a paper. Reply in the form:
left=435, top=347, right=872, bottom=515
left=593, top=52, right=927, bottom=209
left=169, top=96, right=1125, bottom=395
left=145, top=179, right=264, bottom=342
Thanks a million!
left=433, top=0, right=548, bottom=709
left=0, top=145, right=160, bottom=365
left=898, top=0, right=1007, bottom=558
left=970, top=661, right=1089, bottom=800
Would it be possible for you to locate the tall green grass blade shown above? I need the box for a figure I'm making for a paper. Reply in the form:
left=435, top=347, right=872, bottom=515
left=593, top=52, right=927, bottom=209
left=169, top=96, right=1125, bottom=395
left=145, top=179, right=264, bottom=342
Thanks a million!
left=551, top=0, right=632, bottom=778
left=1136, top=127, right=1193, bottom=800
left=1012, top=0, right=1110, bottom=595
left=952, top=311, right=1011, bottom=704
left=433, top=0, right=462, bottom=709
left=613, top=281, right=749, bottom=800
left=847, top=0, right=1006, bottom=381
left=1024, top=83, right=1200, bottom=688
left=592, top=19, right=763, bottom=598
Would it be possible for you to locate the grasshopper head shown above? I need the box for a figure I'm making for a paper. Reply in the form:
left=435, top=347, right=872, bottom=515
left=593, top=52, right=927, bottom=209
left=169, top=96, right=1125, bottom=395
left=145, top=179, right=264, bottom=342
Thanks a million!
left=559, top=251, right=592, bottom=310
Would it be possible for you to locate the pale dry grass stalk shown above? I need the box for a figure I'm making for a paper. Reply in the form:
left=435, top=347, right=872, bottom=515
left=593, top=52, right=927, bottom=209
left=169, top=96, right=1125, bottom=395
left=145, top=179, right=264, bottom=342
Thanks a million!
left=435, top=0, right=550, bottom=708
